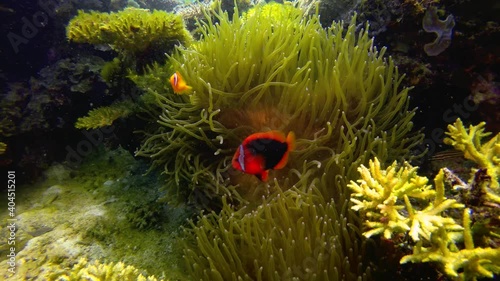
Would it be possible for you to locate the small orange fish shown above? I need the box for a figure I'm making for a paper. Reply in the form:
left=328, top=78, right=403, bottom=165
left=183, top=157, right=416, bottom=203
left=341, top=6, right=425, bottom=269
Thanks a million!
left=232, top=131, right=295, bottom=181
left=169, top=71, right=192, bottom=94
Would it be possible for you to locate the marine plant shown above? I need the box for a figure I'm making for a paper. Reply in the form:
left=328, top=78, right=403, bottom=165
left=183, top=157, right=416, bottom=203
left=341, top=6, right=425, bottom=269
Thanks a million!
left=66, top=7, right=193, bottom=130
left=133, top=2, right=424, bottom=279
left=348, top=158, right=464, bottom=241
left=349, top=118, right=500, bottom=280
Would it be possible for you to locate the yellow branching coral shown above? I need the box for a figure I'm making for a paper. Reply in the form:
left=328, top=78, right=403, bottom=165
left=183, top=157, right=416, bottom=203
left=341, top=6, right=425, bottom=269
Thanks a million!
left=66, top=7, right=192, bottom=55
left=349, top=158, right=464, bottom=241
left=444, top=118, right=500, bottom=192
left=45, top=257, right=163, bottom=281
left=75, top=101, right=135, bottom=130
left=401, top=209, right=500, bottom=281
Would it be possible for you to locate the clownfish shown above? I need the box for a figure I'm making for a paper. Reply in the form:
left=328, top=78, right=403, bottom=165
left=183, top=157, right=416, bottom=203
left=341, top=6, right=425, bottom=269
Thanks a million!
left=232, top=131, right=295, bottom=181
left=169, top=71, right=192, bottom=94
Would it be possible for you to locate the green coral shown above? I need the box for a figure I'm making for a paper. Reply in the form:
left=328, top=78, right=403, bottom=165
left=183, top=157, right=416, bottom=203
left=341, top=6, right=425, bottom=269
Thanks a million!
left=75, top=100, right=135, bottom=130
left=401, top=209, right=500, bottom=280
left=349, top=158, right=464, bottom=241
left=444, top=118, right=500, bottom=194
left=66, top=7, right=192, bottom=56
left=45, top=257, right=164, bottom=281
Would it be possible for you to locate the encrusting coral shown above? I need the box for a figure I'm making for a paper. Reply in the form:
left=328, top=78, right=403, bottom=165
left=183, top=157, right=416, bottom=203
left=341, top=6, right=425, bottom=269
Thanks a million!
left=350, top=118, right=500, bottom=280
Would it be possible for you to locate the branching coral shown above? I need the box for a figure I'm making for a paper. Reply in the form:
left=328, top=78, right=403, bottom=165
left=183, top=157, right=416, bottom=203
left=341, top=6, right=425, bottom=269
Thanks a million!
left=351, top=118, right=500, bottom=280
left=401, top=209, right=500, bottom=280
left=349, top=158, right=463, bottom=241
left=444, top=118, right=500, bottom=193
left=75, top=101, right=136, bottom=130
left=45, top=257, right=164, bottom=281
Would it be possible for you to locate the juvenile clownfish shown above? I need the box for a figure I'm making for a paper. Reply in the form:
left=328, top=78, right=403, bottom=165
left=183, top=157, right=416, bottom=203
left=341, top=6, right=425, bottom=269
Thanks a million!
left=232, top=131, right=295, bottom=182
left=169, top=71, right=192, bottom=94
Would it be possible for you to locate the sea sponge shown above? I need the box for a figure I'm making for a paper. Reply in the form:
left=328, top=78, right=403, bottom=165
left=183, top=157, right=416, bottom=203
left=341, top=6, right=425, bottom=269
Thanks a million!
left=422, top=6, right=455, bottom=56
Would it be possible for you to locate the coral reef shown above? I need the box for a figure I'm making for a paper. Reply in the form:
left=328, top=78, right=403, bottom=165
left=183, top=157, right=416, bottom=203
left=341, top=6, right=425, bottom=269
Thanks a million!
left=422, top=6, right=455, bottom=56
left=350, top=118, right=500, bottom=279
left=401, top=209, right=500, bottom=280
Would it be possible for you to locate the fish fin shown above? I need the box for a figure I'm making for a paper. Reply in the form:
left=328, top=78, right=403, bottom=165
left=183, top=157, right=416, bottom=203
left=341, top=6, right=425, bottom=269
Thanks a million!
left=274, top=151, right=289, bottom=170
left=274, top=132, right=295, bottom=170
left=286, top=131, right=295, bottom=151
left=232, top=151, right=241, bottom=170
left=243, top=131, right=286, bottom=145
left=257, top=170, right=269, bottom=182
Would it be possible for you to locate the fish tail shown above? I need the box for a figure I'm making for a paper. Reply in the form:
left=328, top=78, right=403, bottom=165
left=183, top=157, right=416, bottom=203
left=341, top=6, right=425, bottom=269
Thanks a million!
left=258, top=170, right=269, bottom=182
left=286, top=131, right=295, bottom=151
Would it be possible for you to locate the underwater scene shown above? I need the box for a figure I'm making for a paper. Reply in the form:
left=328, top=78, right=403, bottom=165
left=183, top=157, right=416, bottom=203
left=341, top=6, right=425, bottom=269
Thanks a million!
left=0, top=0, right=499, bottom=280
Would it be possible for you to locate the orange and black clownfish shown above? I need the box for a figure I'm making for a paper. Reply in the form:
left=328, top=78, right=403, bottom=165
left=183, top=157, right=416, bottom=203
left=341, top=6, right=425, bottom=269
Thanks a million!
left=169, top=71, right=192, bottom=94
left=232, top=131, right=295, bottom=181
